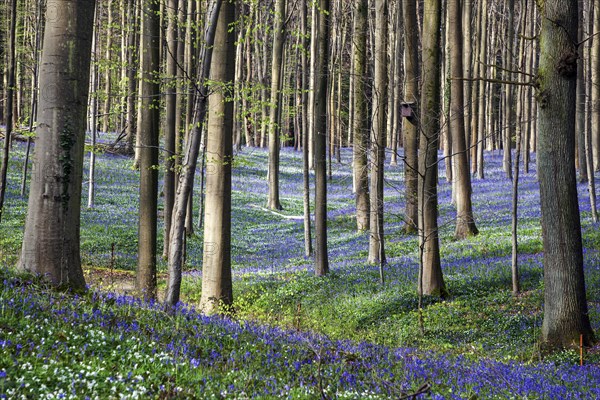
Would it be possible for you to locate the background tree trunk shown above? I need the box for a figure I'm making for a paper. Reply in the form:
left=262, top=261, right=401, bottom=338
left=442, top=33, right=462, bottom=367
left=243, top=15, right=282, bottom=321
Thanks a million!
left=449, top=0, right=478, bottom=239
left=0, top=0, right=18, bottom=224
left=18, top=0, right=96, bottom=290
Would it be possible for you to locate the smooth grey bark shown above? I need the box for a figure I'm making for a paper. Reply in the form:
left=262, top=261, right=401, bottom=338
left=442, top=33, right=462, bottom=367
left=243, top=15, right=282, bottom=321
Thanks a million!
left=449, top=0, right=478, bottom=239
left=368, top=0, right=388, bottom=267
left=301, top=1, right=312, bottom=257
left=124, top=0, right=138, bottom=154
left=402, top=0, right=419, bottom=234
left=537, top=0, right=595, bottom=348
left=18, top=0, right=96, bottom=290
left=353, top=0, right=369, bottom=232
left=314, top=0, right=330, bottom=276
left=512, top=103, right=522, bottom=295
left=21, top=0, right=44, bottom=197
left=163, top=0, right=178, bottom=259
left=136, top=0, right=161, bottom=300
left=267, top=0, right=286, bottom=211
left=102, top=0, right=114, bottom=133
left=199, top=0, right=235, bottom=313
left=419, top=0, right=446, bottom=297
left=165, top=0, right=222, bottom=307
left=592, top=0, right=600, bottom=170
left=503, top=0, right=516, bottom=180
left=88, top=13, right=99, bottom=210
left=0, top=0, right=17, bottom=223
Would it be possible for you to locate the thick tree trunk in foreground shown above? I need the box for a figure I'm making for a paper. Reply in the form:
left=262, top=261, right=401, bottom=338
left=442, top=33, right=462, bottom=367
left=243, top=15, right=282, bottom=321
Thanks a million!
left=368, top=0, right=388, bottom=265
left=402, top=0, right=419, bottom=234
left=537, top=0, right=595, bottom=349
left=352, top=0, right=369, bottom=232
left=200, top=0, right=235, bottom=313
left=165, top=0, right=222, bottom=307
left=314, top=0, right=330, bottom=276
left=267, top=0, right=286, bottom=211
left=136, top=0, right=161, bottom=300
left=419, top=0, right=447, bottom=297
left=18, top=0, right=96, bottom=290
left=163, top=0, right=179, bottom=259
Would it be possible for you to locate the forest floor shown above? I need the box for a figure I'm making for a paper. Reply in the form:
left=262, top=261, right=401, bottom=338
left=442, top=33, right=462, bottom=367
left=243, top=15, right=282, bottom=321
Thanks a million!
left=2, top=139, right=600, bottom=398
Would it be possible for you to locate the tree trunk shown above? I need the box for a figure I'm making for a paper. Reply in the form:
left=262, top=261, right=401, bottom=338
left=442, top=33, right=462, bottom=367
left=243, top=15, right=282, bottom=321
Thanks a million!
left=163, top=0, right=179, bottom=259
left=368, top=0, right=388, bottom=266
left=314, top=0, right=330, bottom=276
left=0, top=0, right=18, bottom=224
left=449, top=0, right=478, bottom=239
left=124, top=0, right=137, bottom=155
left=353, top=0, right=369, bottom=232
left=199, top=0, right=235, bottom=313
left=267, top=0, right=286, bottom=210
left=301, top=0, right=312, bottom=257
left=102, top=0, right=114, bottom=133
left=136, top=0, right=161, bottom=300
left=18, top=0, right=96, bottom=290
left=88, top=13, right=100, bottom=210
left=537, top=0, right=595, bottom=349
left=592, top=0, right=600, bottom=171
left=165, top=0, right=222, bottom=307
left=419, top=0, right=447, bottom=297
left=402, top=0, right=419, bottom=234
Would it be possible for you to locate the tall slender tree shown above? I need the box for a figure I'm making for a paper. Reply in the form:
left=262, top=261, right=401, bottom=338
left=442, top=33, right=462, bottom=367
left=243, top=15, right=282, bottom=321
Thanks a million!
left=419, top=0, right=446, bottom=297
left=200, top=0, right=235, bottom=313
left=266, top=0, right=286, bottom=210
left=368, top=0, right=388, bottom=267
left=163, top=0, right=179, bottom=258
left=314, top=0, right=330, bottom=276
left=18, top=0, right=96, bottom=290
left=536, top=0, right=595, bottom=348
left=301, top=0, right=312, bottom=257
left=352, top=0, right=369, bottom=232
left=0, top=0, right=17, bottom=223
left=165, top=0, right=222, bottom=307
left=136, top=0, right=161, bottom=300
left=402, top=0, right=419, bottom=234
left=448, top=0, right=478, bottom=239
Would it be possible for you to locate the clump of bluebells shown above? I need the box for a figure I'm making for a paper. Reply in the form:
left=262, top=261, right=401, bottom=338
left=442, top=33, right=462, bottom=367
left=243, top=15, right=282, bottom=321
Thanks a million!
left=2, top=270, right=600, bottom=399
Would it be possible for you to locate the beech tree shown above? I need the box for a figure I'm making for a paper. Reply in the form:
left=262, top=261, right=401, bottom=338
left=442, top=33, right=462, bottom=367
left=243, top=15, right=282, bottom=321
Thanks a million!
left=536, top=0, right=595, bottom=348
left=314, top=0, right=330, bottom=276
left=419, top=0, right=446, bottom=297
left=200, top=0, right=235, bottom=313
left=368, top=0, right=388, bottom=266
left=352, top=0, right=369, bottom=232
left=448, top=0, right=478, bottom=239
left=136, top=0, right=161, bottom=300
left=267, top=0, right=286, bottom=211
left=0, top=0, right=17, bottom=223
left=402, top=0, right=419, bottom=234
left=18, top=0, right=96, bottom=290
left=165, top=0, right=222, bottom=307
